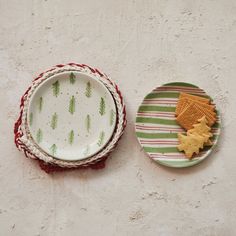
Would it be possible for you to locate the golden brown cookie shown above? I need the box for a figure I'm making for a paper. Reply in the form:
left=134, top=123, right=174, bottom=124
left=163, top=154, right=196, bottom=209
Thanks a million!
left=176, top=103, right=208, bottom=130
left=194, top=103, right=216, bottom=126
left=175, top=98, right=189, bottom=116
left=176, top=97, right=215, bottom=117
left=177, top=133, right=206, bottom=159
left=179, top=92, right=210, bottom=104
left=187, top=116, right=213, bottom=144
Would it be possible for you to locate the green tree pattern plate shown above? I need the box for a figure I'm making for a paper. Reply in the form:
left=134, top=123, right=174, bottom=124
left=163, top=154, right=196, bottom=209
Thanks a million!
left=135, top=82, right=221, bottom=168
left=27, top=71, right=117, bottom=161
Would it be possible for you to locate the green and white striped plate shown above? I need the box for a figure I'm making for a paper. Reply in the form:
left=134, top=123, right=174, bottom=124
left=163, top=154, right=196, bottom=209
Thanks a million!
left=135, top=82, right=221, bottom=168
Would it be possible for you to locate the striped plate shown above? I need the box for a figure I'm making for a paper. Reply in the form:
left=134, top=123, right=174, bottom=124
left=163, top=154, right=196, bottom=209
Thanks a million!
left=135, top=82, right=221, bottom=168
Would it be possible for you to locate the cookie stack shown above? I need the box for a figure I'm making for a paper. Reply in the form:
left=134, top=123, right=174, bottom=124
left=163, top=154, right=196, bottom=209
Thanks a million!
left=175, top=92, right=216, bottom=130
left=175, top=92, right=217, bottom=159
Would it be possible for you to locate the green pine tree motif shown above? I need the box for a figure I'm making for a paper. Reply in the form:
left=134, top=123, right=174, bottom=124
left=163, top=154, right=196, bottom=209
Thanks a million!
left=86, top=114, right=91, bottom=133
left=29, top=112, right=33, bottom=126
left=99, top=97, right=106, bottom=116
left=69, top=95, right=75, bottom=114
left=50, top=144, right=57, bottom=156
left=50, top=112, right=58, bottom=130
left=69, top=72, right=76, bottom=84
left=36, top=128, right=43, bottom=143
left=68, top=130, right=74, bottom=145
left=83, top=145, right=90, bottom=156
left=85, top=82, right=92, bottom=97
left=97, top=131, right=105, bottom=147
left=52, top=80, right=60, bottom=97
left=110, top=109, right=115, bottom=126
left=38, top=97, right=43, bottom=112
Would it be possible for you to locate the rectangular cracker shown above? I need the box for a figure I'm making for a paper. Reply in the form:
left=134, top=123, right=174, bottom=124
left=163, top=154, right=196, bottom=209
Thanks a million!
left=176, top=93, right=211, bottom=116
left=188, top=99, right=215, bottom=114
left=179, top=92, right=210, bottom=104
left=179, top=98, right=216, bottom=118
left=177, top=99, right=189, bottom=116
left=176, top=103, right=214, bottom=130
left=194, top=103, right=216, bottom=126
left=176, top=98, right=187, bottom=116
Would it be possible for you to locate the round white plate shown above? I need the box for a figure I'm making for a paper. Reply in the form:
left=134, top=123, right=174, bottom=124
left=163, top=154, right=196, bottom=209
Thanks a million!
left=27, top=71, right=117, bottom=161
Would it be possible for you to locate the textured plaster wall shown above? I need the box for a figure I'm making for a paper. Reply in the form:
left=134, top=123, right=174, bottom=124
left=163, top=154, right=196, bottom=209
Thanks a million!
left=0, top=0, right=236, bottom=235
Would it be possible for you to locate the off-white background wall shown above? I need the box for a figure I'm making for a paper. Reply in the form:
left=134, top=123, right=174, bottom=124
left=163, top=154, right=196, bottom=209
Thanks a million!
left=0, top=0, right=236, bottom=235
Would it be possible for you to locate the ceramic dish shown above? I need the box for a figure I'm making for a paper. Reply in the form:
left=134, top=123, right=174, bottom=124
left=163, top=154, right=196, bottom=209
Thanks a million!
left=135, top=82, right=221, bottom=168
left=15, top=63, right=126, bottom=168
left=27, top=71, right=117, bottom=161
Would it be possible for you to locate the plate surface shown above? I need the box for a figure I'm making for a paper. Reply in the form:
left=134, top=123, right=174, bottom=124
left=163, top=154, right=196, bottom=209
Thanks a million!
left=27, top=71, right=117, bottom=161
left=135, top=82, right=221, bottom=168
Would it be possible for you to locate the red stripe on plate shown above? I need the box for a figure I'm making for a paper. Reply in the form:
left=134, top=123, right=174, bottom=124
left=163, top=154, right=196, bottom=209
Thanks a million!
left=137, top=113, right=175, bottom=118
left=149, top=151, right=207, bottom=159
left=150, top=154, right=186, bottom=159
left=154, top=86, right=205, bottom=92
left=135, top=125, right=184, bottom=131
left=140, top=141, right=179, bottom=145
left=142, top=101, right=177, bottom=105
left=144, top=99, right=178, bottom=102
left=153, top=90, right=205, bottom=96
left=138, top=111, right=174, bottom=115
